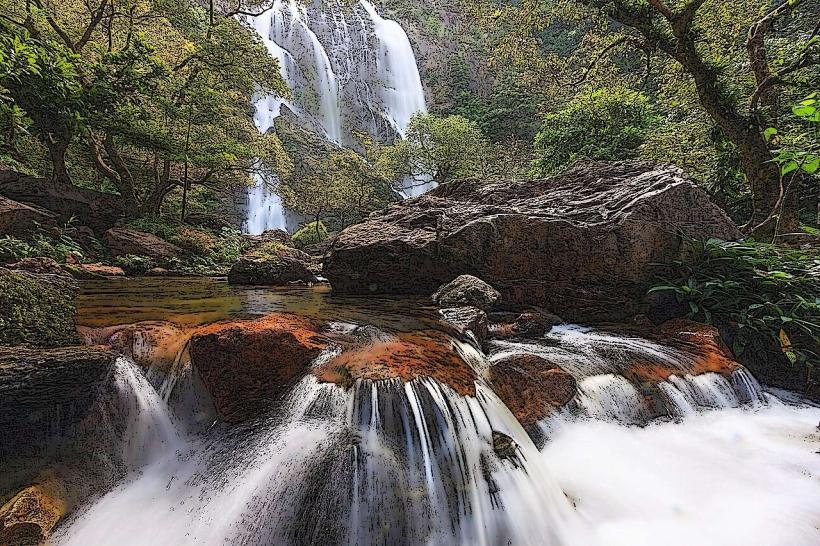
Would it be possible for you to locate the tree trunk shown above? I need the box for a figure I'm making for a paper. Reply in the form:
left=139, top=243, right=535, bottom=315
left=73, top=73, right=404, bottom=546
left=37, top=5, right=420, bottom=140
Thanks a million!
left=47, top=138, right=71, bottom=185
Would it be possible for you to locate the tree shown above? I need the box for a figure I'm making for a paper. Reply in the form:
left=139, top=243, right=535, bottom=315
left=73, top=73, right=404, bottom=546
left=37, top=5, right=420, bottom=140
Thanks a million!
left=531, top=87, right=657, bottom=176
left=398, top=113, right=489, bottom=185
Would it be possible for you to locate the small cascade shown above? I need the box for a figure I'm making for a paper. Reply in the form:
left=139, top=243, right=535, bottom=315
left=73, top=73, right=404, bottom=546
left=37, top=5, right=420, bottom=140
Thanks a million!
left=243, top=0, right=430, bottom=234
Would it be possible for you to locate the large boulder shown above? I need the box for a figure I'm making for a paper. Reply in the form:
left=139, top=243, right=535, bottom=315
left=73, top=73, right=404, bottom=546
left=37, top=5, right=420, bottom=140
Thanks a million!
left=228, top=244, right=318, bottom=286
left=104, top=228, right=182, bottom=261
left=0, top=195, right=58, bottom=237
left=325, top=161, right=741, bottom=322
left=0, top=171, right=124, bottom=233
left=0, top=268, right=79, bottom=347
left=189, top=314, right=328, bottom=423
left=0, top=480, right=67, bottom=545
left=432, top=274, right=501, bottom=311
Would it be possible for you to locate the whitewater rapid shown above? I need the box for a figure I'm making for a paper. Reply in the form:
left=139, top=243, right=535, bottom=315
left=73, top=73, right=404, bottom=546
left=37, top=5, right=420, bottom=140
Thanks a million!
left=53, top=356, right=820, bottom=546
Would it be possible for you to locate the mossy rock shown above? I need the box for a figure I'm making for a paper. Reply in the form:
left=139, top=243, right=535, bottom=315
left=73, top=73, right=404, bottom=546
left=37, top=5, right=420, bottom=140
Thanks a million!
left=0, top=268, right=79, bottom=347
left=292, top=221, right=328, bottom=249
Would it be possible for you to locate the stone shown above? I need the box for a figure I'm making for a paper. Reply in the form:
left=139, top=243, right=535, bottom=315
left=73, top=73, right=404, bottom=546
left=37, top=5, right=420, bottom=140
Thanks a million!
left=0, top=170, right=125, bottom=233
left=0, top=268, right=79, bottom=347
left=325, top=161, right=741, bottom=322
left=439, top=307, right=489, bottom=346
left=189, top=314, right=328, bottom=423
left=489, top=354, right=577, bottom=429
left=432, top=275, right=501, bottom=311
left=227, top=245, right=318, bottom=286
left=104, top=228, right=182, bottom=261
left=0, top=195, right=57, bottom=236
left=314, top=330, right=477, bottom=396
left=8, top=257, right=69, bottom=277
left=511, top=310, right=562, bottom=339
left=64, top=263, right=126, bottom=279
left=0, top=481, right=68, bottom=545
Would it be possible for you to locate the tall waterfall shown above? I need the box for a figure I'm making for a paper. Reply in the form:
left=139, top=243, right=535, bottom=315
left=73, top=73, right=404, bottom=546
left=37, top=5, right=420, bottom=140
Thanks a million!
left=244, top=0, right=428, bottom=234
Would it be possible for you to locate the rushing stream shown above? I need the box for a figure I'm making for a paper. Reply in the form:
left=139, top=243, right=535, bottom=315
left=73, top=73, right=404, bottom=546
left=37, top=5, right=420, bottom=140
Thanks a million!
left=48, top=279, right=820, bottom=546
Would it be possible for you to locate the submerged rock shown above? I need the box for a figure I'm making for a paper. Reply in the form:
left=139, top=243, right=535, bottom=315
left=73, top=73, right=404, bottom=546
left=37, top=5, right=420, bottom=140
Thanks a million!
left=489, top=354, right=577, bottom=430
left=189, top=314, right=329, bottom=423
left=227, top=245, right=317, bottom=286
left=314, top=330, right=478, bottom=397
left=0, top=480, right=68, bottom=545
left=0, top=268, right=79, bottom=347
left=432, top=274, right=501, bottom=311
left=104, top=228, right=182, bottom=261
left=325, top=161, right=740, bottom=322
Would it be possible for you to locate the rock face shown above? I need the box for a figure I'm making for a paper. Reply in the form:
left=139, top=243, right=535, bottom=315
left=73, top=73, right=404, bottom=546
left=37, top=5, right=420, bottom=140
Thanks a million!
left=0, top=195, right=57, bottom=236
left=189, top=314, right=328, bottom=423
left=104, top=228, right=182, bottom=261
left=489, top=354, right=577, bottom=430
left=228, top=245, right=318, bottom=286
left=0, top=268, right=79, bottom=347
left=325, top=161, right=741, bottom=322
left=0, top=171, right=125, bottom=233
left=432, top=275, right=501, bottom=311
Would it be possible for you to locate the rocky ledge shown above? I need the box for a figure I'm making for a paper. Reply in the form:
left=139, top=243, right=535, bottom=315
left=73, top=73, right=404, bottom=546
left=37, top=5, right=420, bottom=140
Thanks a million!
left=325, top=161, right=740, bottom=322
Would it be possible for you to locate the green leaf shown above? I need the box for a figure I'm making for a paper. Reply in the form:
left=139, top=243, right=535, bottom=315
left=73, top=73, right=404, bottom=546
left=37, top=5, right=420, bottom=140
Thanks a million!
left=763, top=127, right=777, bottom=142
left=801, top=156, right=819, bottom=175
left=792, top=104, right=817, bottom=117
left=781, top=161, right=799, bottom=176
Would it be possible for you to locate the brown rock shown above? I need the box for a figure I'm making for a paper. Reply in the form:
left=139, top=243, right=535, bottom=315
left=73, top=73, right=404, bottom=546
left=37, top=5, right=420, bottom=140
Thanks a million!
left=104, top=228, right=182, bottom=261
left=489, top=354, right=577, bottom=428
left=227, top=244, right=317, bottom=286
left=65, top=263, right=126, bottom=279
left=99, top=321, right=192, bottom=374
left=432, top=275, right=501, bottom=311
left=8, top=257, right=69, bottom=277
left=0, top=481, right=67, bottom=545
left=325, top=161, right=741, bottom=322
left=439, top=307, right=489, bottom=346
left=189, top=314, right=328, bottom=423
left=314, top=330, right=477, bottom=396
left=0, top=195, right=57, bottom=237
left=511, top=310, right=562, bottom=339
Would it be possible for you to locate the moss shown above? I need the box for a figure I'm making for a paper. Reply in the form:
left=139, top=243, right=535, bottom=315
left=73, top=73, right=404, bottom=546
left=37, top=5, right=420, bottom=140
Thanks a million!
left=0, top=268, right=79, bottom=347
left=292, top=221, right=328, bottom=249
left=247, top=241, right=288, bottom=260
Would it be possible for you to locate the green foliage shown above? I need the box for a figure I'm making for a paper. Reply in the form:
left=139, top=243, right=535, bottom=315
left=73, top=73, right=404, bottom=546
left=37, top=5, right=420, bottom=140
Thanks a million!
left=115, top=254, right=155, bottom=275
left=292, top=221, right=328, bottom=249
left=650, top=238, right=820, bottom=370
left=0, top=268, right=79, bottom=347
left=531, top=87, right=657, bottom=176
left=767, top=92, right=820, bottom=177
left=0, top=235, right=33, bottom=264
left=248, top=241, right=289, bottom=259
left=397, top=113, right=489, bottom=184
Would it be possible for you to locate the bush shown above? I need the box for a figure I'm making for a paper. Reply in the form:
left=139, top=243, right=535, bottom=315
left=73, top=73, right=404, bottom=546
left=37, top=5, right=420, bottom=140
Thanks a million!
left=115, top=254, right=155, bottom=275
left=0, top=236, right=34, bottom=264
left=292, top=221, right=328, bottom=249
left=650, top=238, right=819, bottom=378
left=175, top=225, right=216, bottom=256
left=531, top=87, right=657, bottom=177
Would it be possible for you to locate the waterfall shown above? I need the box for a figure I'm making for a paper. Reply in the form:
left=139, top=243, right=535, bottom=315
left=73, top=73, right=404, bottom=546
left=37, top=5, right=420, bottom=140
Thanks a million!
left=244, top=0, right=429, bottom=234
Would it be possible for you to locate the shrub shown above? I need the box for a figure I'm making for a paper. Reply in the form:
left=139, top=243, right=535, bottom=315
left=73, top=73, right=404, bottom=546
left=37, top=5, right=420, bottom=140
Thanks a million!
left=175, top=225, right=216, bottom=256
left=292, top=221, right=328, bottom=249
left=115, top=254, right=155, bottom=275
left=531, top=87, right=657, bottom=177
left=650, top=238, right=819, bottom=379
left=0, top=236, right=34, bottom=264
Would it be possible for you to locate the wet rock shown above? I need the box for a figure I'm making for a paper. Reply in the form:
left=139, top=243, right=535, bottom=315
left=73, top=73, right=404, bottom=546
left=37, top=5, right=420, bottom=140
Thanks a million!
left=104, top=228, right=182, bottom=261
left=94, top=321, right=192, bottom=374
left=325, top=161, right=740, bottom=322
left=314, top=330, right=478, bottom=396
left=0, top=195, right=57, bottom=237
left=0, top=481, right=68, bottom=545
left=0, top=268, right=79, bottom=347
left=0, top=347, right=117, bottom=465
left=511, top=310, right=562, bottom=339
left=8, top=257, right=69, bottom=277
left=0, top=170, right=125, bottom=233
left=228, top=245, right=318, bottom=286
left=189, top=314, right=329, bottom=423
left=489, top=354, right=577, bottom=429
left=439, top=306, right=489, bottom=346
left=432, top=275, right=501, bottom=311
left=491, top=431, right=518, bottom=461
left=64, top=263, right=126, bottom=279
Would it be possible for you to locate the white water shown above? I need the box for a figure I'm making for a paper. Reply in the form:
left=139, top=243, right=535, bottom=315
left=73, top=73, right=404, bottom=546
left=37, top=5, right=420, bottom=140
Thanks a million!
left=54, top=328, right=820, bottom=546
left=244, top=0, right=429, bottom=234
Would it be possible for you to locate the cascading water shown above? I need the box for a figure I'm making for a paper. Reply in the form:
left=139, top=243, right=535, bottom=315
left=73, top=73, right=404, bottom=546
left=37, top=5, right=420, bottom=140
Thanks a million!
left=244, top=0, right=430, bottom=234
left=53, top=316, right=820, bottom=546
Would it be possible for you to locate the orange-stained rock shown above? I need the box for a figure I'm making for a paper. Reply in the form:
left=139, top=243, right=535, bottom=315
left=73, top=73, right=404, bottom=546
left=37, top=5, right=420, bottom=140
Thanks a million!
left=624, top=319, right=740, bottom=384
left=489, top=354, right=576, bottom=428
left=109, top=322, right=192, bottom=373
left=66, top=263, right=126, bottom=279
left=0, top=479, right=67, bottom=545
left=189, top=314, right=329, bottom=423
left=314, top=330, right=477, bottom=396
